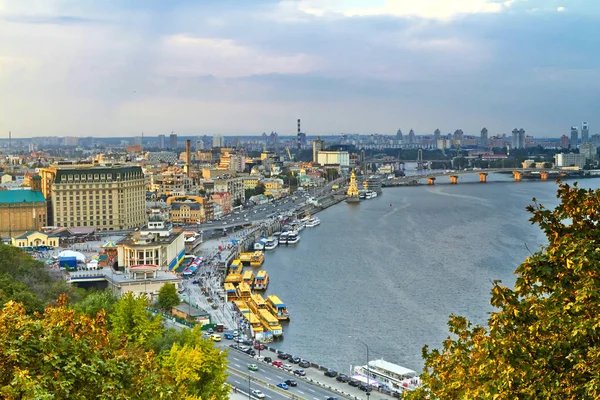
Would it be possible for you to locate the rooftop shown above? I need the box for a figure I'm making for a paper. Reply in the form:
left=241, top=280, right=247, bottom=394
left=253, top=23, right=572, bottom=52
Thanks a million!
left=118, top=229, right=183, bottom=247
left=0, top=190, right=45, bottom=205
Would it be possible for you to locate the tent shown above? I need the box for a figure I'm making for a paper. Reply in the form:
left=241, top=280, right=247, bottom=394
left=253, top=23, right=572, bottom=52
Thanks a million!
left=102, top=241, right=117, bottom=248
left=58, top=250, right=86, bottom=262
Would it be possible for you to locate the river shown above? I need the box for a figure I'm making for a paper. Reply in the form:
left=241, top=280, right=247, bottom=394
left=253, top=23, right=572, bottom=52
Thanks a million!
left=259, top=174, right=600, bottom=374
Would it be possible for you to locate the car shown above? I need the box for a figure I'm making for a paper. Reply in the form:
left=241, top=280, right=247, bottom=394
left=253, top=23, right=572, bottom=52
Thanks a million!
left=336, top=374, right=350, bottom=383
left=224, top=333, right=234, bottom=340
left=262, top=357, right=272, bottom=363
left=284, top=379, right=297, bottom=387
left=210, top=334, right=221, bottom=342
left=277, top=353, right=289, bottom=360
left=289, top=356, right=300, bottom=364
left=242, top=339, right=254, bottom=346
left=207, top=328, right=214, bottom=334
left=251, top=389, right=266, bottom=399
left=293, top=369, right=306, bottom=376
left=348, top=380, right=361, bottom=387
left=254, top=343, right=265, bottom=350
left=298, top=360, right=310, bottom=368
left=359, top=384, right=372, bottom=392
left=244, top=348, right=256, bottom=356
left=324, top=369, right=338, bottom=377
left=229, top=344, right=238, bottom=349
left=272, top=360, right=284, bottom=367
left=248, top=364, right=258, bottom=371
left=276, top=383, right=289, bottom=390
left=283, top=364, right=293, bottom=371
left=327, top=398, right=340, bottom=400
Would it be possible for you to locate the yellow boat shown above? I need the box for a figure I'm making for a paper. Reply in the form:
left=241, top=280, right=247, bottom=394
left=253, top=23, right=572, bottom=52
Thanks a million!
left=236, top=282, right=252, bottom=300
left=224, top=260, right=243, bottom=284
left=224, top=272, right=242, bottom=284
left=234, top=300, right=250, bottom=316
left=247, top=293, right=269, bottom=316
left=244, top=311, right=264, bottom=334
left=257, top=308, right=283, bottom=337
left=230, top=260, right=243, bottom=274
left=266, top=295, right=290, bottom=321
left=240, top=251, right=264, bottom=267
left=224, top=282, right=237, bottom=300
left=242, top=270, right=255, bottom=287
left=254, top=270, right=269, bottom=290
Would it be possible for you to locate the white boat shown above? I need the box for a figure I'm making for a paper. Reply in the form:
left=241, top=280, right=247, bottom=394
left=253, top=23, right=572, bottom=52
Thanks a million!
left=264, top=237, right=278, bottom=251
left=305, top=217, right=321, bottom=227
left=354, top=359, right=421, bottom=394
left=365, top=191, right=377, bottom=199
left=254, top=239, right=266, bottom=251
left=286, top=231, right=300, bottom=245
left=278, top=232, right=289, bottom=245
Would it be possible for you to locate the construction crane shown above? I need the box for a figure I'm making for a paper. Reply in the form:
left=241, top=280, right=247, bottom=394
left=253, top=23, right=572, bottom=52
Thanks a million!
left=285, top=146, right=294, bottom=161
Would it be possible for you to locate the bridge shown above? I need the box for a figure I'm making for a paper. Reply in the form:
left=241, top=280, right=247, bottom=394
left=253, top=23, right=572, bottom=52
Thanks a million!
left=393, top=168, right=568, bottom=185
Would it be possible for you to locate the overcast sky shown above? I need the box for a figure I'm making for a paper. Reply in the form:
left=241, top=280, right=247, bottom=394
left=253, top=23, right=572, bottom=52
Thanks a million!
left=1, top=0, right=598, bottom=138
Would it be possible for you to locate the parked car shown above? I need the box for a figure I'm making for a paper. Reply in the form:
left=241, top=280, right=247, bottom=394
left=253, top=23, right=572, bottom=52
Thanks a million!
left=348, top=380, right=361, bottom=387
left=210, top=334, right=221, bottom=342
left=327, top=398, right=340, bottom=400
left=251, top=390, right=266, bottom=399
left=324, top=369, right=338, bottom=378
left=289, top=356, right=301, bottom=364
left=272, top=360, right=284, bottom=367
left=207, top=328, right=214, bottom=334
left=248, top=364, right=258, bottom=371
left=262, top=357, right=272, bottom=363
left=244, top=348, right=256, bottom=356
left=277, top=353, right=289, bottom=360
left=276, top=383, right=289, bottom=390
left=284, top=379, right=297, bottom=387
left=298, top=360, right=310, bottom=368
left=293, top=369, right=306, bottom=376
left=359, top=384, right=372, bottom=392
left=283, top=364, right=293, bottom=372
left=336, top=374, right=350, bottom=383
left=224, top=333, right=234, bottom=340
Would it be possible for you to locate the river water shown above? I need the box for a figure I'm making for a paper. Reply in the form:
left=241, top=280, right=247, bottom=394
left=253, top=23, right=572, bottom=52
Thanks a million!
left=260, top=174, right=600, bottom=374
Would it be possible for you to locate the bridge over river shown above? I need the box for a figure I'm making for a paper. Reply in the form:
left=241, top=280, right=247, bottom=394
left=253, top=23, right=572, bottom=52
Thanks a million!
left=392, top=168, right=571, bottom=185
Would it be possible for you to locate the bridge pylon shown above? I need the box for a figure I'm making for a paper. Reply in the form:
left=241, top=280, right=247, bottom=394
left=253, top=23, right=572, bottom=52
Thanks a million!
left=427, top=177, right=436, bottom=185
left=478, top=172, right=488, bottom=183
left=513, top=171, right=522, bottom=182
left=540, top=171, right=548, bottom=181
left=449, top=175, right=458, bottom=184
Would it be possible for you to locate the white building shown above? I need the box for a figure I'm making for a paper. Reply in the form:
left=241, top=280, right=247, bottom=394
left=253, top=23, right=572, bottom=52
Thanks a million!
left=554, top=153, right=586, bottom=169
left=213, top=134, right=225, bottom=148
left=317, top=151, right=350, bottom=167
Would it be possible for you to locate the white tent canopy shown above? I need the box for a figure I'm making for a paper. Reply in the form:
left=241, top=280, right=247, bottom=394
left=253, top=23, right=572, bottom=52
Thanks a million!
left=58, top=250, right=86, bottom=262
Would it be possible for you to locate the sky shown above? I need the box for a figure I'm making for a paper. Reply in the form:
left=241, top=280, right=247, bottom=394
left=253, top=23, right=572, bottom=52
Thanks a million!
left=1, top=0, right=599, bottom=138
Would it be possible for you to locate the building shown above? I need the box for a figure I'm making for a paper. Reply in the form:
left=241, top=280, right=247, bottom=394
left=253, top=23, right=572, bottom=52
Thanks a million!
left=211, top=192, right=232, bottom=215
left=40, top=164, right=146, bottom=230
left=0, top=177, right=47, bottom=237
left=117, top=217, right=185, bottom=271
left=195, top=139, right=204, bottom=150
left=168, top=196, right=205, bottom=224
left=579, top=142, right=596, bottom=162
left=554, top=153, right=586, bottom=169
left=570, top=127, right=579, bottom=148
left=169, top=133, right=178, bottom=149
left=171, top=303, right=210, bottom=325
left=408, top=129, right=416, bottom=145
left=317, top=151, right=350, bottom=167
left=104, top=264, right=182, bottom=301
left=312, top=137, right=324, bottom=164
left=433, top=129, right=441, bottom=146
left=243, top=176, right=261, bottom=190
left=261, top=178, right=284, bottom=197
left=158, top=134, right=166, bottom=149
left=11, top=231, right=60, bottom=248
left=480, top=127, right=488, bottom=147
left=146, top=151, right=179, bottom=164
left=62, top=137, right=79, bottom=146
left=511, top=129, right=525, bottom=149
left=213, top=134, right=225, bottom=148
left=213, top=176, right=245, bottom=204
left=582, top=122, right=590, bottom=143
left=560, top=135, right=569, bottom=149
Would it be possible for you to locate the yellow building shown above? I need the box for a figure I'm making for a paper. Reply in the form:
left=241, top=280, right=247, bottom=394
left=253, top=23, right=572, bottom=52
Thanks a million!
left=12, top=231, right=60, bottom=248
left=167, top=195, right=205, bottom=224
left=243, top=176, right=260, bottom=190
left=0, top=176, right=47, bottom=237
left=40, top=164, right=146, bottom=230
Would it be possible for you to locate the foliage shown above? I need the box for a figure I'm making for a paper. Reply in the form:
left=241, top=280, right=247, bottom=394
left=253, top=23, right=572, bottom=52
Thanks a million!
left=74, top=289, right=118, bottom=318
left=157, top=283, right=181, bottom=311
left=323, top=168, right=339, bottom=181
left=0, top=296, right=178, bottom=400
left=245, top=183, right=266, bottom=199
left=405, top=183, right=600, bottom=399
left=111, top=292, right=163, bottom=347
left=160, top=326, right=229, bottom=400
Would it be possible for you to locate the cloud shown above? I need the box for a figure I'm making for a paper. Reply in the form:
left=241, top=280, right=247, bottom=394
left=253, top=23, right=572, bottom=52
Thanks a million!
left=557, top=6, right=565, bottom=12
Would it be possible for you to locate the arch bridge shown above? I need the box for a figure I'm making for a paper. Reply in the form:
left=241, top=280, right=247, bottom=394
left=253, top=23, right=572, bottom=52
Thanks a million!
left=398, top=168, right=567, bottom=185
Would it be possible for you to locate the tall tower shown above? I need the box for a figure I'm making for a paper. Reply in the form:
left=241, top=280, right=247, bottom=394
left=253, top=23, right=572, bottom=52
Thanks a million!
left=480, top=127, right=488, bottom=147
left=185, top=139, right=191, bottom=177
left=312, top=137, right=323, bottom=164
left=297, top=119, right=301, bottom=150
left=570, top=126, right=579, bottom=149
left=582, top=122, right=589, bottom=143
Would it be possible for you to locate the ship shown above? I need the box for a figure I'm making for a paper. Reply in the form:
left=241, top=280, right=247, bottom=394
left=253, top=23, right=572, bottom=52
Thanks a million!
left=266, top=295, right=290, bottom=321
left=353, top=359, right=421, bottom=394
left=254, top=270, right=269, bottom=290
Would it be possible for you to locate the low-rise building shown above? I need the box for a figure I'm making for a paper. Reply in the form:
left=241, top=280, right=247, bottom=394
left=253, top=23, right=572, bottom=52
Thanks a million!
left=104, top=265, right=182, bottom=301
left=554, top=153, right=586, bottom=169
left=211, top=192, right=232, bottom=215
left=317, top=151, right=350, bottom=167
left=0, top=176, right=47, bottom=237
left=12, top=231, right=60, bottom=248
left=167, top=196, right=205, bottom=224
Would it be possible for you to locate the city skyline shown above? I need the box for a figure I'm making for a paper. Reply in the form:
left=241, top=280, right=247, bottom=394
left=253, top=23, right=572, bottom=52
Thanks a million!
left=1, top=0, right=598, bottom=137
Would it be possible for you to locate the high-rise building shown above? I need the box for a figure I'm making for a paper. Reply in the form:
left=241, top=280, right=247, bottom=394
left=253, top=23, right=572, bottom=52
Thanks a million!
left=560, top=135, right=569, bottom=149
left=452, top=129, right=463, bottom=147
left=40, top=164, right=146, bottom=230
left=511, top=128, right=525, bottom=149
left=433, top=129, right=441, bottom=145
left=570, top=126, right=579, bottom=148
left=396, top=129, right=403, bottom=141
left=195, top=139, right=204, bottom=150
left=158, top=134, right=166, bottom=149
left=579, top=142, right=596, bottom=162
left=592, top=134, right=600, bottom=149
left=480, top=127, right=488, bottom=147
left=262, top=132, right=268, bottom=143
left=582, top=122, right=589, bottom=143
left=169, top=133, right=178, bottom=149
left=312, top=137, right=324, bottom=164
left=408, top=129, right=415, bottom=144
left=212, top=134, right=225, bottom=148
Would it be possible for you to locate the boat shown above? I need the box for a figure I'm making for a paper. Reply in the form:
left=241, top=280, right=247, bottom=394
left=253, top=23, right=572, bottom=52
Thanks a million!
left=286, top=231, right=300, bottom=245
left=273, top=231, right=282, bottom=237
left=245, top=311, right=265, bottom=336
left=354, top=359, right=421, bottom=394
left=250, top=251, right=264, bottom=267
left=254, top=238, right=266, bottom=251
left=254, top=270, right=269, bottom=290
left=233, top=300, right=250, bottom=317
left=305, top=217, right=321, bottom=227
left=247, top=293, right=269, bottom=315
left=242, top=270, right=255, bottom=287
left=224, top=282, right=237, bottom=300
left=278, top=232, right=289, bottom=245
left=266, top=295, right=290, bottom=321
left=257, top=308, right=283, bottom=337
left=264, top=237, right=278, bottom=251
left=236, top=282, right=252, bottom=300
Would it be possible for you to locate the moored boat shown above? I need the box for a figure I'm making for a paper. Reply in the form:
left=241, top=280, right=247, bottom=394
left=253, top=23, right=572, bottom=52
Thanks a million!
left=250, top=251, right=264, bottom=267
left=266, top=295, right=290, bottom=321
left=354, top=359, right=421, bottom=394
left=264, top=237, right=278, bottom=251
left=254, top=270, right=269, bottom=290
left=305, top=217, right=321, bottom=227
left=278, top=232, right=289, bottom=245
left=254, top=238, right=266, bottom=251
left=286, top=231, right=300, bottom=245
left=242, top=270, right=255, bottom=287
left=257, top=308, right=283, bottom=338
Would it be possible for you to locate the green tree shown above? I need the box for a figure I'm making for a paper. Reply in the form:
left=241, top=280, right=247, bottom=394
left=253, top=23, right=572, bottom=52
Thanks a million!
left=406, top=182, right=600, bottom=400
left=0, top=296, right=180, bottom=399
left=74, top=290, right=118, bottom=318
left=157, top=283, right=180, bottom=311
left=111, top=292, right=163, bottom=347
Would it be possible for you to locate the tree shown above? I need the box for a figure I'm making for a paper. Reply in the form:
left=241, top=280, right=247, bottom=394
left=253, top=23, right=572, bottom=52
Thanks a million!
left=157, top=283, right=180, bottom=311
left=405, top=182, right=600, bottom=399
left=0, top=296, right=179, bottom=399
left=74, top=290, right=118, bottom=318
left=111, top=292, right=163, bottom=348
left=160, top=326, right=229, bottom=400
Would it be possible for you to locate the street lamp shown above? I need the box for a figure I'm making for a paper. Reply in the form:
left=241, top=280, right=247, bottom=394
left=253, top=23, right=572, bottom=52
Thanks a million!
left=350, top=336, right=371, bottom=399
left=247, top=375, right=252, bottom=400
